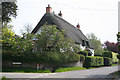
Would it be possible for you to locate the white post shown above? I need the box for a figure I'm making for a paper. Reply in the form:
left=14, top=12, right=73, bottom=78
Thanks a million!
left=118, top=1, right=120, bottom=32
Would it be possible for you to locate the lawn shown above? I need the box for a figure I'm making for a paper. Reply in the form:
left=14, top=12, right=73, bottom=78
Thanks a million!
left=2, top=67, right=51, bottom=73
left=55, top=66, right=86, bottom=73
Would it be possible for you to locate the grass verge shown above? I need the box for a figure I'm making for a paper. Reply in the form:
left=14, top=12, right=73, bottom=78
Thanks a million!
left=2, top=67, right=51, bottom=73
left=55, top=66, right=86, bottom=73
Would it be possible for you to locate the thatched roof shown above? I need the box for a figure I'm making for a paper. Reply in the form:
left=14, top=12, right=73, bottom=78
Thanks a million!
left=32, top=13, right=94, bottom=49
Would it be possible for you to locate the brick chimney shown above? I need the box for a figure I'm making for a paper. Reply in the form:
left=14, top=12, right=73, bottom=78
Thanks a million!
left=46, top=5, right=52, bottom=13
left=76, top=23, right=80, bottom=29
left=58, top=11, right=62, bottom=17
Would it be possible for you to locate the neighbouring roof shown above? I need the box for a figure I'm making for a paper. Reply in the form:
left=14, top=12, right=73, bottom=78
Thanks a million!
left=31, top=13, right=94, bottom=49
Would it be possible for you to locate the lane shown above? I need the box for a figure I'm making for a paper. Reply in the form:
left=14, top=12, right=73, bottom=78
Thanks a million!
left=1, top=66, right=119, bottom=78
left=42, top=66, right=118, bottom=78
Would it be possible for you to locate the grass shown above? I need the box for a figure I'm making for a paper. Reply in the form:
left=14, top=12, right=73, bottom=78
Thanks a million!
left=2, top=67, right=51, bottom=73
left=112, top=63, right=118, bottom=66
left=55, top=66, right=86, bottom=73
left=1, top=76, right=11, bottom=80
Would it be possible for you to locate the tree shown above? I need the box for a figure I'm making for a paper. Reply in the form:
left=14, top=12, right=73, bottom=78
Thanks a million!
left=104, top=41, right=118, bottom=53
left=35, top=25, right=80, bottom=53
left=2, top=2, right=18, bottom=24
left=86, top=33, right=104, bottom=55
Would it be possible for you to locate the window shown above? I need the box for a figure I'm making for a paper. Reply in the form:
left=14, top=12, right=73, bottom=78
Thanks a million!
left=86, top=41, right=89, bottom=47
left=82, top=40, right=85, bottom=46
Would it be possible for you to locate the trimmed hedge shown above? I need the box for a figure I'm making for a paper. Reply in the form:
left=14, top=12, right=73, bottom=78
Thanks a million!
left=2, top=51, right=80, bottom=64
left=102, top=51, right=119, bottom=63
left=77, top=50, right=88, bottom=57
left=79, top=54, right=85, bottom=62
left=83, top=56, right=104, bottom=68
left=104, top=57, right=113, bottom=66
left=117, top=54, right=120, bottom=60
left=102, top=51, right=112, bottom=58
left=112, top=52, right=119, bottom=63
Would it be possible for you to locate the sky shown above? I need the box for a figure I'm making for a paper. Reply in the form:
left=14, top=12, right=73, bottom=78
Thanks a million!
left=11, top=0, right=120, bottom=44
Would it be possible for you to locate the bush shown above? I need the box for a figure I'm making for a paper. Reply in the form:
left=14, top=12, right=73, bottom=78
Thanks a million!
left=80, top=54, right=85, bottom=62
left=94, top=54, right=102, bottom=57
left=104, top=57, right=113, bottom=66
left=102, top=51, right=112, bottom=58
left=38, top=52, right=80, bottom=64
left=77, top=50, right=88, bottom=57
left=102, top=51, right=119, bottom=63
left=117, top=54, right=120, bottom=60
left=83, top=56, right=104, bottom=68
left=112, top=52, right=119, bottom=63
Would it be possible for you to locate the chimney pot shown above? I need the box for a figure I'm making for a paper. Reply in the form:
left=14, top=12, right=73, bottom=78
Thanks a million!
left=46, top=5, right=52, bottom=13
left=58, top=11, right=62, bottom=17
left=77, top=23, right=80, bottom=29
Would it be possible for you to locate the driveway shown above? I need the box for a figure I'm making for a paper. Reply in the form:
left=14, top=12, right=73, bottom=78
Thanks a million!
left=1, top=66, right=119, bottom=78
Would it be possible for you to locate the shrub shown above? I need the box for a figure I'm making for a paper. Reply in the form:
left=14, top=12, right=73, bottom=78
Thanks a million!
left=94, top=54, right=102, bottom=57
left=102, top=51, right=112, bottom=58
left=102, top=51, right=119, bottom=63
left=117, top=54, right=120, bottom=60
left=112, top=52, right=119, bottom=63
left=77, top=50, right=88, bottom=57
left=79, top=54, right=85, bottom=62
left=83, top=56, right=104, bottom=68
left=38, top=52, right=80, bottom=64
left=104, top=57, right=113, bottom=66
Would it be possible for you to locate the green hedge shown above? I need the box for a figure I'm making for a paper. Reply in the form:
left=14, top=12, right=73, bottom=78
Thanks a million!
left=102, top=51, right=119, bottom=63
left=117, top=54, right=120, bottom=60
left=2, top=51, right=80, bottom=64
left=104, top=57, right=113, bottom=66
left=83, top=56, right=104, bottom=68
left=77, top=50, right=88, bottom=57
left=79, top=54, right=85, bottom=62
left=102, top=51, right=112, bottom=58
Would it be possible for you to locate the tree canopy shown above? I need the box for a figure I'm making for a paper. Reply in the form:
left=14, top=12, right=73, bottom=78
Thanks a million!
left=2, top=2, right=18, bottom=23
left=86, top=33, right=104, bottom=55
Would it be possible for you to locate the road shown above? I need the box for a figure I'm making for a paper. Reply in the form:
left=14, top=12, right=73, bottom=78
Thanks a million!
left=0, top=66, right=119, bottom=78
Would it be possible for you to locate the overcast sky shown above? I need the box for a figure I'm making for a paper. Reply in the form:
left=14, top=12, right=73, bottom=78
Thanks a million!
left=11, top=0, right=120, bottom=44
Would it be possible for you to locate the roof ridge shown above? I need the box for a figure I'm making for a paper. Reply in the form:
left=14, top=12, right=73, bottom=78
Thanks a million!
left=53, top=13, right=76, bottom=29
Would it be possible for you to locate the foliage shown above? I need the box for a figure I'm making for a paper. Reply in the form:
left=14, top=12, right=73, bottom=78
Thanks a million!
left=102, top=51, right=119, bottom=63
left=2, top=24, right=35, bottom=61
left=83, top=56, right=104, bottom=68
left=79, top=54, right=85, bottom=62
left=117, top=55, right=120, bottom=60
left=1, top=76, right=11, bottom=80
left=102, top=51, right=112, bottom=58
left=35, top=25, right=80, bottom=53
left=86, top=33, right=104, bottom=55
left=39, top=52, right=80, bottom=64
left=112, top=52, right=119, bottom=63
left=104, top=57, right=113, bottom=66
left=2, top=2, right=18, bottom=23
left=2, top=67, right=51, bottom=73
left=104, top=41, right=119, bottom=53
left=2, top=24, right=81, bottom=64
left=55, top=67, right=86, bottom=73
left=77, top=50, right=88, bottom=57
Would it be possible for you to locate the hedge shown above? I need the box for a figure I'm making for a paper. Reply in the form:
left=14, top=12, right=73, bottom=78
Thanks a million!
left=77, top=50, right=88, bottom=57
left=83, top=56, right=104, bottom=68
left=2, top=51, right=80, bottom=64
left=102, top=51, right=112, bottom=58
left=102, top=51, right=119, bottom=63
left=104, top=57, right=113, bottom=66
left=79, top=54, right=85, bottom=62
